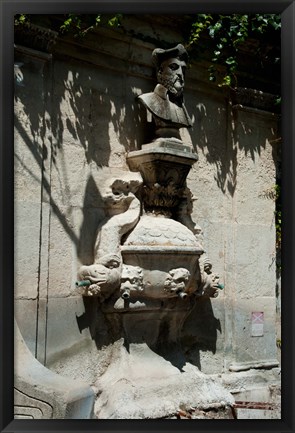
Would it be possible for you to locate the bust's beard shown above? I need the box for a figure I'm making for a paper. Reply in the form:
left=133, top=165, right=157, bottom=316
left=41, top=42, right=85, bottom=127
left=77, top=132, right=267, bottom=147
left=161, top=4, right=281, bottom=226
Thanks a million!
left=157, top=73, right=183, bottom=98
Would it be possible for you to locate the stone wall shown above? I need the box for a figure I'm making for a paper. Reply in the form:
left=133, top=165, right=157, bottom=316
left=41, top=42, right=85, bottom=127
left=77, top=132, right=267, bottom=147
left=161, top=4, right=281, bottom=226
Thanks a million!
left=14, top=17, right=280, bottom=390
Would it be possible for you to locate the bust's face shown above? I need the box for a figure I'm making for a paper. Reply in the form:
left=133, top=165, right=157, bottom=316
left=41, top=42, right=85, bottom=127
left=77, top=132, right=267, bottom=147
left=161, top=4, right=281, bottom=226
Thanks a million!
left=157, top=57, right=186, bottom=97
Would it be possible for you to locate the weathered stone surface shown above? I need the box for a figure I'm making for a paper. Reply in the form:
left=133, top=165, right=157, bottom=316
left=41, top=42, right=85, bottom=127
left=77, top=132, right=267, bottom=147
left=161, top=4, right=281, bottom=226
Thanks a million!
left=15, top=321, right=95, bottom=419
left=181, top=296, right=226, bottom=374
left=93, top=341, right=234, bottom=419
left=14, top=299, right=38, bottom=355
left=234, top=225, right=276, bottom=298
left=219, top=369, right=281, bottom=419
left=230, top=297, right=278, bottom=366
left=220, top=368, right=281, bottom=393
left=14, top=202, right=41, bottom=300
left=45, top=296, right=93, bottom=365
left=13, top=17, right=280, bottom=420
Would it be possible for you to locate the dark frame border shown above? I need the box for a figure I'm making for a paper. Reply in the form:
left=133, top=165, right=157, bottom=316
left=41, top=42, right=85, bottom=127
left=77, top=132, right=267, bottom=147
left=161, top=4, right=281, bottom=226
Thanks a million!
left=1, top=1, right=294, bottom=432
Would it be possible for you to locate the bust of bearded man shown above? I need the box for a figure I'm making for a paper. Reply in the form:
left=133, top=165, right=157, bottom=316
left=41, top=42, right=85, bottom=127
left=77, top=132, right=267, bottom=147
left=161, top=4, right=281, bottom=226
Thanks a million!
left=138, top=44, right=193, bottom=142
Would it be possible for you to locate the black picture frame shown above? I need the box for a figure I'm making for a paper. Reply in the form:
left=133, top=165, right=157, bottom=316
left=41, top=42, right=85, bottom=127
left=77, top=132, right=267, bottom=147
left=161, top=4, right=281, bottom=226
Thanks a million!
left=1, top=1, right=294, bottom=432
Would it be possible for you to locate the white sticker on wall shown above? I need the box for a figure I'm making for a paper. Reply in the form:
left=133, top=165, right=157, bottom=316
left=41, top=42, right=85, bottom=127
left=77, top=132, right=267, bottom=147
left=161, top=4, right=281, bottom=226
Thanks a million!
left=251, top=312, right=264, bottom=337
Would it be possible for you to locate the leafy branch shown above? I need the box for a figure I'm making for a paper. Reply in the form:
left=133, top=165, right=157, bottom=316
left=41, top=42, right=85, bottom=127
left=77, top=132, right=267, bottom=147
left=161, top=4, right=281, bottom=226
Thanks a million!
left=15, top=13, right=280, bottom=89
left=14, top=14, right=29, bottom=26
left=59, top=13, right=122, bottom=38
left=187, top=14, right=281, bottom=88
left=14, top=13, right=122, bottom=39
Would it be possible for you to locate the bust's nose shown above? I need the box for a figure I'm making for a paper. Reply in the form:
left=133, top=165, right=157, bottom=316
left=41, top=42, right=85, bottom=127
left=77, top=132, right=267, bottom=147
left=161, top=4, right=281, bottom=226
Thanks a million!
left=177, top=68, right=184, bottom=81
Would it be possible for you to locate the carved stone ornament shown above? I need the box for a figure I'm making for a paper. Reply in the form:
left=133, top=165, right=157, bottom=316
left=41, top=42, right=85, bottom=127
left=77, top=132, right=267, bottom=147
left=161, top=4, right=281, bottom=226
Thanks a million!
left=14, top=22, right=58, bottom=53
left=119, top=264, right=144, bottom=299
left=75, top=43, right=230, bottom=419
left=127, top=142, right=197, bottom=216
left=164, top=268, right=191, bottom=298
left=76, top=172, right=143, bottom=301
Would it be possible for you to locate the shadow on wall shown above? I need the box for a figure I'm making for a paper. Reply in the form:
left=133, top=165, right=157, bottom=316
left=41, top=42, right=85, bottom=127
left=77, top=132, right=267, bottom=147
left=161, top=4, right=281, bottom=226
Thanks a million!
left=14, top=52, right=149, bottom=259
left=77, top=175, right=105, bottom=265
left=76, top=297, right=192, bottom=372
left=51, top=62, right=149, bottom=167
left=181, top=297, right=222, bottom=370
left=14, top=47, right=279, bottom=372
left=190, top=98, right=279, bottom=197
left=14, top=49, right=279, bottom=248
left=75, top=295, right=221, bottom=372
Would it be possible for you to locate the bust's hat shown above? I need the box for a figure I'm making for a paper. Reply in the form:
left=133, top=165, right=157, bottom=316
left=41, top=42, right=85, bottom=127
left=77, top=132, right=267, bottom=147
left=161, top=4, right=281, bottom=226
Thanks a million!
left=152, top=44, right=188, bottom=67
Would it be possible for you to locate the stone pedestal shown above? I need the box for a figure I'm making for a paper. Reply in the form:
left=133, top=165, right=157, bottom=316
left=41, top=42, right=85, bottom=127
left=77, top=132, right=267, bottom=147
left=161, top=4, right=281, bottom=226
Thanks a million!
left=127, top=140, right=198, bottom=216
left=93, top=340, right=234, bottom=419
left=88, top=140, right=234, bottom=419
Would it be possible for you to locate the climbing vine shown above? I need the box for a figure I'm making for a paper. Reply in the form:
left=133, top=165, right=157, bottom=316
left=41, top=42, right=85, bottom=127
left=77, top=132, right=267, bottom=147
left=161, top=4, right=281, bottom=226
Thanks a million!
left=58, top=13, right=122, bottom=37
left=15, top=13, right=280, bottom=88
left=14, top=13, right=122, bottom=38
left=187, top=14, right=281, bottom=87
left=261, top=183, right=282, bottom=272
left=275, top=184, right=282, bottom=272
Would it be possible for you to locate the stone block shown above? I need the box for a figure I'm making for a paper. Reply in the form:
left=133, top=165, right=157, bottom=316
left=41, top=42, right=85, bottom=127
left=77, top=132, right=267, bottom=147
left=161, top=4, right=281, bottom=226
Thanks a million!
left=45, top=296, right=93, bottom=365
left=14, top=131, right=43, bottom=203
left=50, top=146, right=91, bottom=209
left=217, top=222, right=276, bottom=301
left=235, top=407, right=280, bottom=419
left=234, top=224, right=276, bottom=298
left=193, top=221, right=226, bottom=269
left=15, top=299, right=38, bottom=355
left=54, top=58, right=126, bottom=100
left=47, top=209, right=78, bottom=297
left=221, top=367, right=280, bottom=387
left=235, top=151, right=276, bottom=227
left=14, top=53, right=48, bottom=203
left=14, top=201, right=41, bottom=300
left=47, top=208, right=97, bottom=294
left=182, top=296, right=225, bottom=374
left=38, top=201, right=51, bottom=299
left=231, top=297, right=278, bottom=366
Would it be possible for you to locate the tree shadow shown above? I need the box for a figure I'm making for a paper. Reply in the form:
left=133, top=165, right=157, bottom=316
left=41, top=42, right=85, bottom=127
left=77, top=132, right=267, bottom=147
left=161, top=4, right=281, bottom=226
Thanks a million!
left=14, top=47, right=148, bottom=256
left=190, top=95, right=279, bottom=197
left=76, top=294, right=219, bottom=373
left=15, top=38, right=280, bottom=252
left=181, top=297, right=222, bottom=371
left=15, top=33, right=280, bottom=375
left=77, top=175, right=106, bottom=265
left=76, top=299, right=189, bottom=372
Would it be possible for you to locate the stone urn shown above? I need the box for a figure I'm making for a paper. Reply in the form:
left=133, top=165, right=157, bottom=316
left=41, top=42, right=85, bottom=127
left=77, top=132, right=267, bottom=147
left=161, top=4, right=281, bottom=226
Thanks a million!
left=122, top=214, right=203, bottom=299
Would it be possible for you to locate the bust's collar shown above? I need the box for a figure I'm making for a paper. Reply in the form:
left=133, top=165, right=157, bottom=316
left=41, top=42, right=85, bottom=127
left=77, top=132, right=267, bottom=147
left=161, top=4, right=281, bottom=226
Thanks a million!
left=154, top=83, right=184, bottom=105
left=154, top=83, right=169, bottom=99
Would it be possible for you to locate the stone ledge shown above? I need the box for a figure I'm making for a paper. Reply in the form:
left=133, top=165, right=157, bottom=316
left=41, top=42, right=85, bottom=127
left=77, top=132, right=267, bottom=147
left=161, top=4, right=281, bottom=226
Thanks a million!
left=229, top=359, right=279, bottom=372
left=15, top=44, right=53, bottom=62
left=14, top=22, right=58, bottom=53
left=231, top=87, right=280, bottom=114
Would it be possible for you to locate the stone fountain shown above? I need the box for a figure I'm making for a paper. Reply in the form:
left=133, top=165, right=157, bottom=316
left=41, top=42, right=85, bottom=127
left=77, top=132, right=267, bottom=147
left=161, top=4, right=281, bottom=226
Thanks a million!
left=77, top=44, right=234, bottom=419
